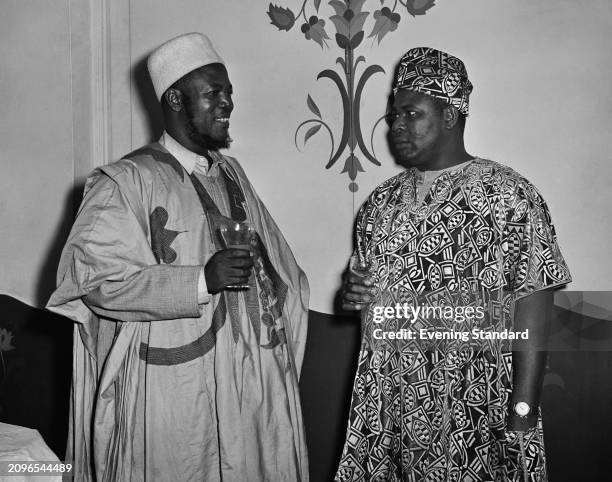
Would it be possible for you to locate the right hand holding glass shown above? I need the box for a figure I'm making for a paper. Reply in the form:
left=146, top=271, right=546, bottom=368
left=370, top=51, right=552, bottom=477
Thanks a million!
left=204, top=249, right=253, bottom=294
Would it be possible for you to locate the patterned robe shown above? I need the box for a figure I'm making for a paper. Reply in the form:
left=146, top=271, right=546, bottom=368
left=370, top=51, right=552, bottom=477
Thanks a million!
left=47, top=144, right=309, bottom=481
left=336, top=158, right=571, bottom=481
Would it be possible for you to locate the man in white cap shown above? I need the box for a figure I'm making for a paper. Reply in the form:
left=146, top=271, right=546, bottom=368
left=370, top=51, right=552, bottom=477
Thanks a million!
left=47, top=33, right=309, bottom=481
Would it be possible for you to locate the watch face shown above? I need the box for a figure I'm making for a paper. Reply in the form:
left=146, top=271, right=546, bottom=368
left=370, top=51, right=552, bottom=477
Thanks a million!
left=514, top=402, right=531, bottom=416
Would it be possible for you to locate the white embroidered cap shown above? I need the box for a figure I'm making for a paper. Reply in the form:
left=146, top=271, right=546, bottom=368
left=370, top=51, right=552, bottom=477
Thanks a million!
left=148, top=32, right=225, bottom=100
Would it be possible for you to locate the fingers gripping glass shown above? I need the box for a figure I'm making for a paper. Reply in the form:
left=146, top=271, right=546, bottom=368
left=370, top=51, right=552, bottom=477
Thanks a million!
left=218, top=221, right=255, bottom=290
left=348, top=253, right=379, bottom=307
left=349, top=253, right=376, bottom=277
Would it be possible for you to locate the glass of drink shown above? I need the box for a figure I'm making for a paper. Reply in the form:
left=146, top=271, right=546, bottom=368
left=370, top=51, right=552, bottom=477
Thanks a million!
left=349, top=252, right=377, bottom=280
left=218, top=221, right=255, bottom=289
left=348, top=252, right=379, bottom=307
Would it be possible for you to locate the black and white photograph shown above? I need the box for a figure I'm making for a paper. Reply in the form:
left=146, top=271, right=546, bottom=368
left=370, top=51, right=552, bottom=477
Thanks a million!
left=1, top=1, right=611, bottom=481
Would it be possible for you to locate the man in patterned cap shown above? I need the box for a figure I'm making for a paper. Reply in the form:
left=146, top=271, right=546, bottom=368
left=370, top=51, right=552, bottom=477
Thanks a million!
left=47, top=33, right=309, bottom=481
left=336, top=47, right=570, bottom=481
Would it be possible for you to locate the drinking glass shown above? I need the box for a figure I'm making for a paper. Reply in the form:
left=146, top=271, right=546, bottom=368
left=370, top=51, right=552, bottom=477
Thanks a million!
left=349, top=252, right=377, bottom=280
left=218, top=221, right=255, bottom=289
left=349, top=252, right=379, bottom=308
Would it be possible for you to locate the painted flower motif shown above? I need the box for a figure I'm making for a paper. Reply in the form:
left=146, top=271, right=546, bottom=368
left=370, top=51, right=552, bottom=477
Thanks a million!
left=341, top=153, right=365, bottom=192
left=301, top=16, right=330, bottom=48
left=0, top=328, right=15, bottom=352
left=329, top=0, right=369, bottom=49
left=267, top=3, right=296, bottom=31
left=267, top=0, right=440, bottom=190
left=369, top=7, right=401, bottom=43
left=405, top=0, right=436, bottom=17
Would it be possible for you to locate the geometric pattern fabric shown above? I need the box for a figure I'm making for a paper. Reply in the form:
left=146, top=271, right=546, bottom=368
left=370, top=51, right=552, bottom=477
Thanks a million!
left=336, top=158, right=571, bottom=481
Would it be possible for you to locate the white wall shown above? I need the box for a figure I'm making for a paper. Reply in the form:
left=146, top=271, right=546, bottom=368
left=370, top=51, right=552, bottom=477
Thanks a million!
left=2, top=0, right=611, bottom=312
left=0, top=0, right=75, bottom=306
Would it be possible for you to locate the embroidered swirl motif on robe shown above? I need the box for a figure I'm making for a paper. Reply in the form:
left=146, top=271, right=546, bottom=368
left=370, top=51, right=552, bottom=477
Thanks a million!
left=131, top=145, right=289, bottom=365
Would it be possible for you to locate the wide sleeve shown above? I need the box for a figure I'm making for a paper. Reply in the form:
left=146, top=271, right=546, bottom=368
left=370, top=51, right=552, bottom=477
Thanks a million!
left=46, top=168, right=203, bottom=324
left=225, top=158, right=310, bottom=373
left=502, top=178, right=572, bottom=300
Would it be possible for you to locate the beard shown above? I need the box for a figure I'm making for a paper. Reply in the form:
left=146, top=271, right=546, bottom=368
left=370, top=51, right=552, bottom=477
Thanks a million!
left=183, top=97, right=232, bottom=151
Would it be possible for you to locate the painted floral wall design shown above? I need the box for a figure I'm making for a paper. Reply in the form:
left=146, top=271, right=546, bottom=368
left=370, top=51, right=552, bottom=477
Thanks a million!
left=267, top=0, right=437, bottom=191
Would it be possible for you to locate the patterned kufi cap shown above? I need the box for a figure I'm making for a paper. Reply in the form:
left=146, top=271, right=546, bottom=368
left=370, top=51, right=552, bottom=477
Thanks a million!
left=393, top=47, right=473, bottom=115
left=148, top=32, right=225, bottom=101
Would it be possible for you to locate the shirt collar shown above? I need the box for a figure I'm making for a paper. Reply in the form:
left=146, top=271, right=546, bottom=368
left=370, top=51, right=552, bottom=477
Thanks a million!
left=159, top=131, right=224, bottom=176
left=415, top=159, right=474, bottom=176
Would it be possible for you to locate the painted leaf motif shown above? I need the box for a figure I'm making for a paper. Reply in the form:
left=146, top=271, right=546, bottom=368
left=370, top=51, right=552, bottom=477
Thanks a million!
left=350, top=30, right=364, bottom=48
left=307, top=94, right=322, bottom=118
left=304, top=124, right=322, bottom=144
left=267, top=3, right=296, bottom=31
left=316, top=68, right=349, bottom=168
left=335, top=33, right=349, bottom=49
left=308, top=21, right=330, bottom=48
left=314, top=0, right=321, bottom=12
left=406, top=0, right=436, bottom=17
left=353, top=64, right=385, bottom=165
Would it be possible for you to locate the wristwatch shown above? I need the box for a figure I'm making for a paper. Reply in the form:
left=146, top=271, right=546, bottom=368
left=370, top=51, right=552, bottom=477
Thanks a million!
left=513, top=401, right=532, bottom=418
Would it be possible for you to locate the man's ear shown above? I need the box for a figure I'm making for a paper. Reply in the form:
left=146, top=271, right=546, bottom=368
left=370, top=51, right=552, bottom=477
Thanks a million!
left=164, top=88, right=184, bottom=112
left=443, top=105, right=459, bottom=129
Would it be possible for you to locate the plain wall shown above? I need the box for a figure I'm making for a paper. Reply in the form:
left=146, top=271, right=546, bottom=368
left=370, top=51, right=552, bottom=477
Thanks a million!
left=0, top=0, right=75, bottom=306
